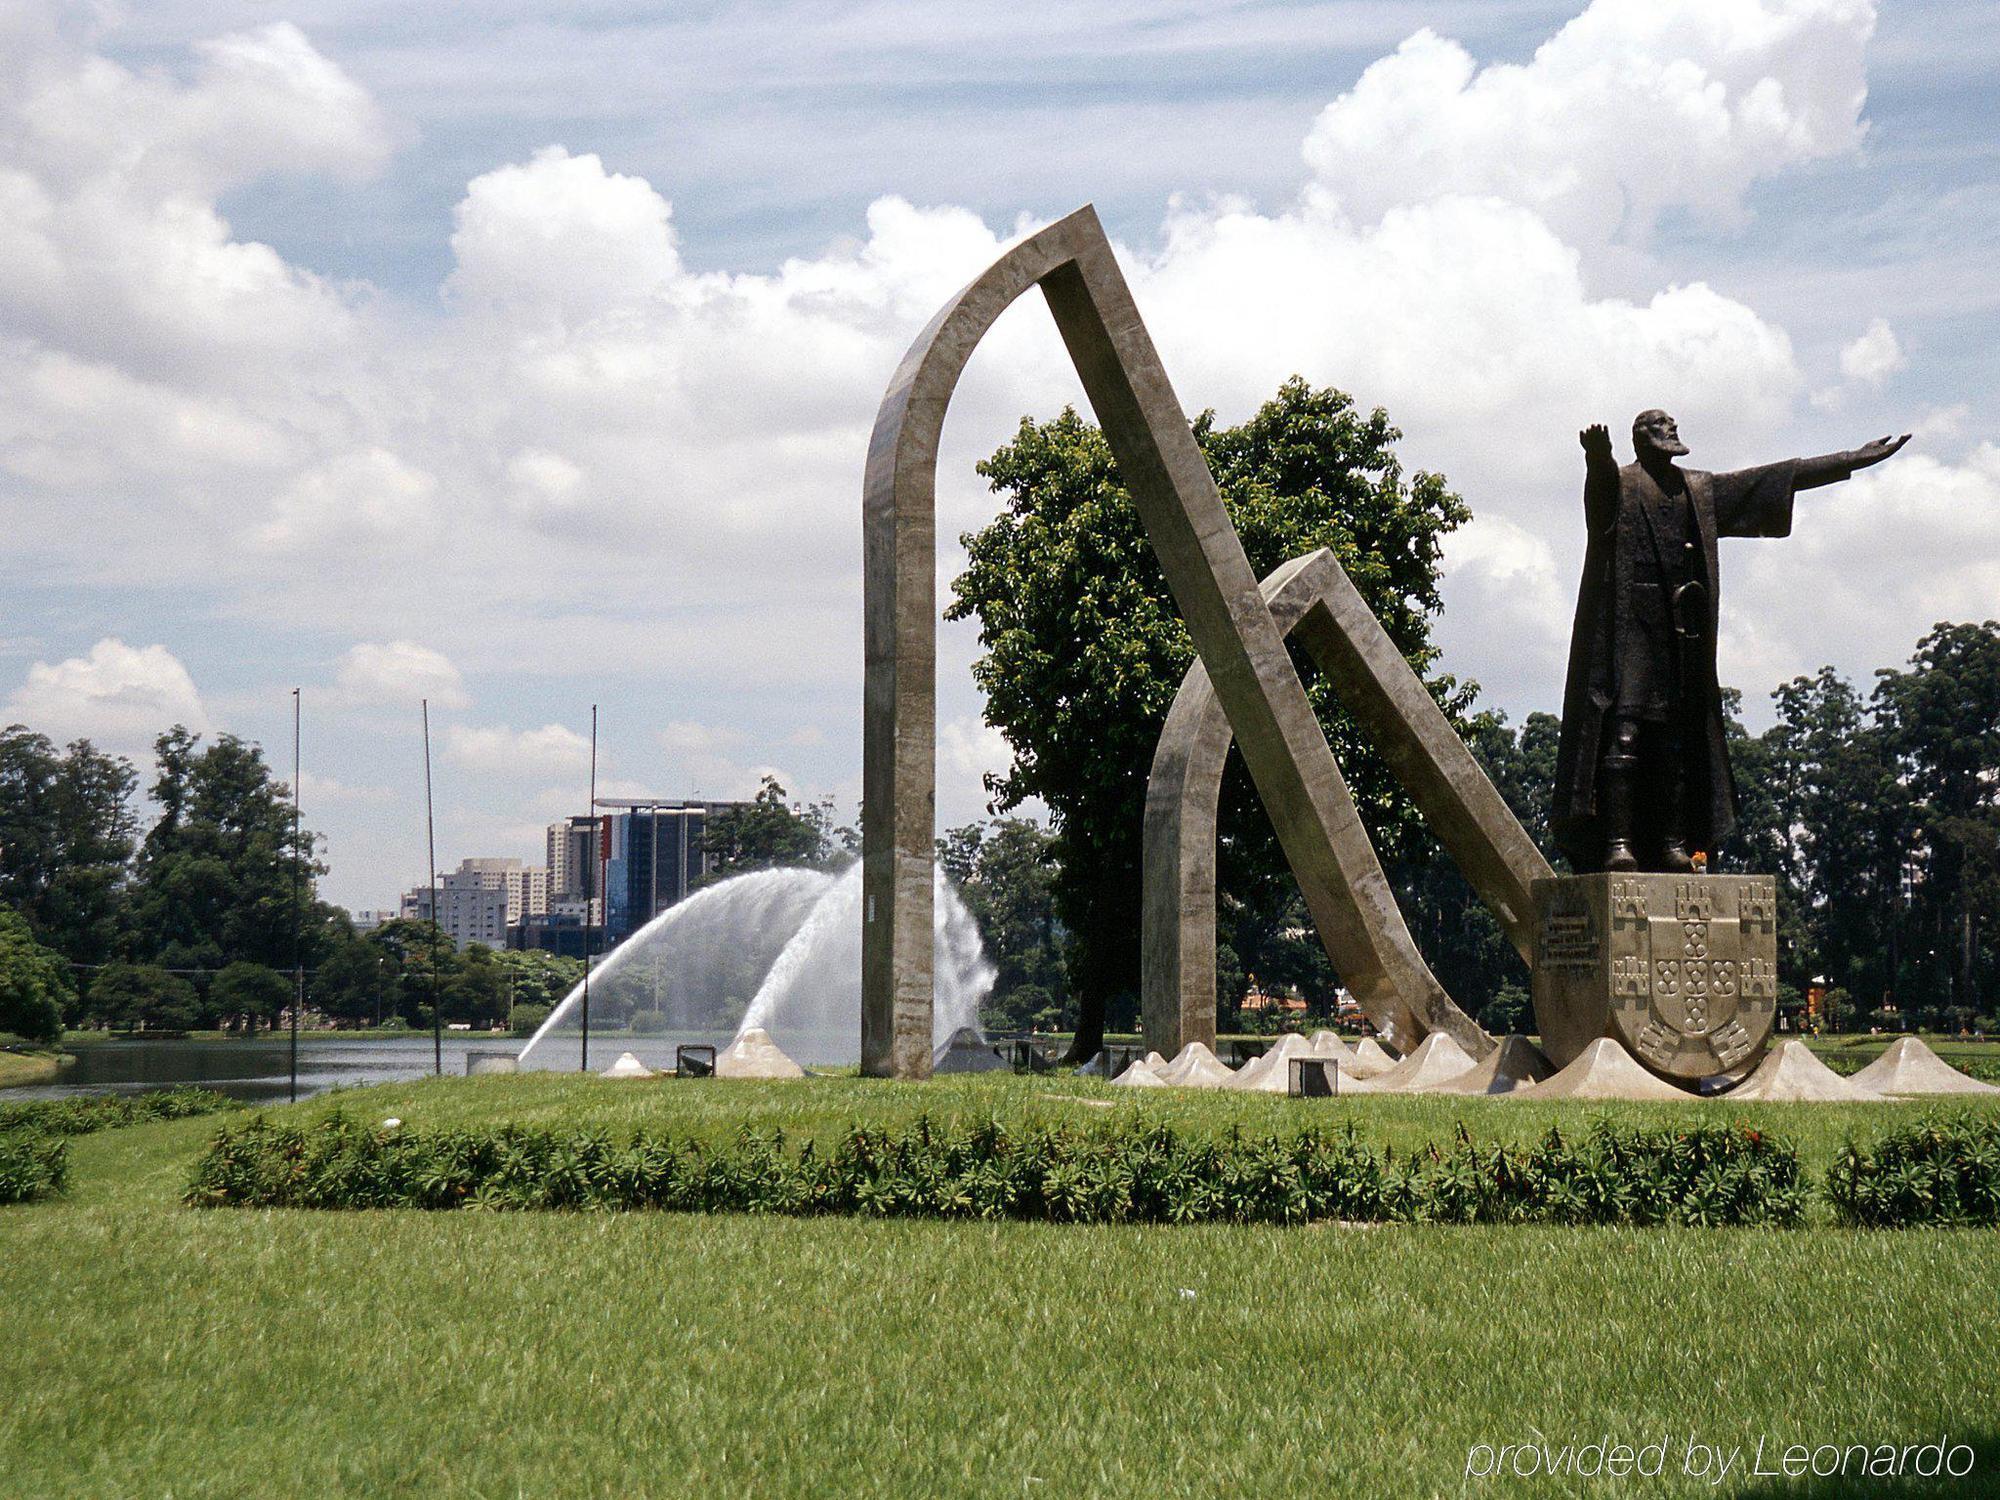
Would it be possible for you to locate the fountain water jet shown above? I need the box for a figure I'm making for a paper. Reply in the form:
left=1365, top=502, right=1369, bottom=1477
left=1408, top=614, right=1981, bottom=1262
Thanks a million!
left=737, top=863, right=993, bottom=1066
left=517, top=862, right=993, bottom=1068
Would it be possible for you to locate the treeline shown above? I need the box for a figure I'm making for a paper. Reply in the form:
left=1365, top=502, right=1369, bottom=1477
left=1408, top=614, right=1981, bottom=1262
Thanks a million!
left=0, top=724, right=580, bottom=1042
left=942, top=621, right=2000, bottom=1041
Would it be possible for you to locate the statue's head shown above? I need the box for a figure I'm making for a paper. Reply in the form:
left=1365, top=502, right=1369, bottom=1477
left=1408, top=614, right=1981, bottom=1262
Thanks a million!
left=1632, top=409, right=1689, bottom=459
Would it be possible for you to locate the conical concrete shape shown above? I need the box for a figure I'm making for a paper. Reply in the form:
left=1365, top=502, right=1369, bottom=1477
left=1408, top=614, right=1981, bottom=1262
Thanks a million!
left=1156, top=1041, right=1235, bottom=1088
left=1347, top=1037, right=1400, bottom=1079
left=933, top=1027, right=1007, bottom=1074
left=1347, top=1032, right=1477, bottom=1093
left=1525, top=1037, right=1696, bottom=1101
left=1849, top=1037, right=2000, bottom=1096
left=600, top=1051, right=656, bottom=1079
left=1304, top=1031, right=1361, bottom=1067
left=716, top=1027, right=806, bottom=1079
left=1721, top=1040, right=1892, bottom=1102
left=1110, top=1059, right=1169, bottom=1088
left=1425, top=1035, right=1552, bottom=1095
left=1225, top=1033, right=1313, bottom=1093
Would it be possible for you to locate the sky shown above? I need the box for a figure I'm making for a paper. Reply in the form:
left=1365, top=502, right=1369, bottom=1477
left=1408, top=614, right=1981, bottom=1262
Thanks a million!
left=1, top=0, right=1995, bottom=911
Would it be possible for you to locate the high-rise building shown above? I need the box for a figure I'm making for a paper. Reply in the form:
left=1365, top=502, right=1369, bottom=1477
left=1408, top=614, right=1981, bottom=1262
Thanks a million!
left=403, top=858, right=550, bottom=951
left=538, top=801, right=752, bottom=947
left=547, top=816, right=599, bottom=905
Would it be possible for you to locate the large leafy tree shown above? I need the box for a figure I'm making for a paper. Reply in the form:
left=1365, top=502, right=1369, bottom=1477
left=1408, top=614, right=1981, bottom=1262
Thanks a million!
left=948, top=379, right=1470, bottom=1058
left=126, top=727, right=329, bottom=976
left=86, top=962, right=199, bottom=1032
left=0, top=727, right=138, bottom=965
left=939, top=818, right=1070, bottom=1033
left=0, top=908, right=72, bottom=1042
left=701, top=776, right=854, bottom=881
left=1875, top=621, right=2000, bottom=1017
left=210, top=961, right=291, bottom=1032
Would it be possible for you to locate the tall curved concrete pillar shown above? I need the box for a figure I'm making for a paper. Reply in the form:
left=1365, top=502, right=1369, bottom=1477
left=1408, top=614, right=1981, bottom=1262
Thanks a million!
left=1141, top=549, right=1554, bottom=1056
left=862, top=205, right=1498, bottom=1077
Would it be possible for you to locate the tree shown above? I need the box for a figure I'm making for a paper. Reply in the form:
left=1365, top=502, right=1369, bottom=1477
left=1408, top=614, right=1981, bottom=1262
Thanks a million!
left=86, top=962, right=198, bottom=1032
left=701, top=776, right=853, bottom=879
left=443, top=945, right=510, bottom=1028
left=0, top=908, right=71, bottom=1043
left=939, top=819, right=1070, bottom=1032
left=309, top=919, right=386, bottom=1026
left=1875, top=621, right=2000, bottom=1019
left=363, top=918, right=456, bottom=1027
left=126, top=727, right=329, bottom=978
left=210, top=961, right=290, bottom=1033
left=491, top=949, right=584, bottom=1011
left=948, top=379, right=1469, bottom=1058
left=0, top=727, right=138, bottom=965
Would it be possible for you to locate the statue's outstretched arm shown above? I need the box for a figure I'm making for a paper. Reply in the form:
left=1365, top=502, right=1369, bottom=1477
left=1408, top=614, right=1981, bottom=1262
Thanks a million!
left=1578, top=422, right=1619, bottom=531
left=1796, top=432, right=1911, bottom=490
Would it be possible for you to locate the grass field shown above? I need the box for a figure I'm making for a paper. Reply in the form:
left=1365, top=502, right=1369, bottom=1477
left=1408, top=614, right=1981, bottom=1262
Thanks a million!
left=3, top=1073, right=1997, bottom=1498
left=0, top=1051, right=63, bottom=1088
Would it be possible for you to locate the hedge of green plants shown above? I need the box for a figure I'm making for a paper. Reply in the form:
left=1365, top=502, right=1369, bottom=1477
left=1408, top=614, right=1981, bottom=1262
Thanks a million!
left=1826, top=1113, right=2000, bottom=1227
left=185, top=1115, right=1807, bottom=1227
left=0, top=1086, right=238, bottom=1138
left=0, top=1134, right=68, bottom=1204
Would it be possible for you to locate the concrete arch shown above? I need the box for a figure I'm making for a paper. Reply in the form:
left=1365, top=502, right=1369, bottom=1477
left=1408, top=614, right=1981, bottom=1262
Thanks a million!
left=862, top=205, right=1494, bottom=1077
left=1142, top=549, right=1554, bottom=1056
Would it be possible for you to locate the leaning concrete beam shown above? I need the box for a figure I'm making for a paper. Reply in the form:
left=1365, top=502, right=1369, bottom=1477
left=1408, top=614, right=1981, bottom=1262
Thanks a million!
left=863, top=205, right=1494, bottom=1076
left=1142, top=549, right=1548, bottom=1056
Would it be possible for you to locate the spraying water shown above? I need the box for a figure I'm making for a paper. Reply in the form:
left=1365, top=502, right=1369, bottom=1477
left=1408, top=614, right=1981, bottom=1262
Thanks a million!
left=517, top=862, right=992, bottom=1066
left=737, top=863, right=993, bottom=1064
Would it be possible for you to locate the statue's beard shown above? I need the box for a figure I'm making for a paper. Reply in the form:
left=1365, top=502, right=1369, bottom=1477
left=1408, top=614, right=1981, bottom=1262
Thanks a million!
left=1640, top=438, right=1689, bottom=459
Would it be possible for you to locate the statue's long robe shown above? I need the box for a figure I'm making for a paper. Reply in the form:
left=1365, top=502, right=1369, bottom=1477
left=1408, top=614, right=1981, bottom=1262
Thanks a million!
left=1552, top=456, right=1799, bottom=871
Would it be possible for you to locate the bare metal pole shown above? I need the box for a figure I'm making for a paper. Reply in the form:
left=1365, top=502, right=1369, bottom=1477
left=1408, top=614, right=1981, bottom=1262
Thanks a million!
left=290, top=687, right=302, bottom=1104
left=582, top=705, right=597, bottom=1072
left=423, top=699, right=440, bottom=1076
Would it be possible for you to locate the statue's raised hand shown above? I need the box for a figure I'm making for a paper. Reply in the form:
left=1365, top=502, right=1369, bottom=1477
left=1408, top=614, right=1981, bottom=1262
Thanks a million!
left=1579, top=423, right=1613, bottom=461
left=1850, top=433, right=1911, bottom=470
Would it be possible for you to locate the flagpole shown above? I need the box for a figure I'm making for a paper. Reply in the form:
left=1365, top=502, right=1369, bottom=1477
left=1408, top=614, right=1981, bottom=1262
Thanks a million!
left=423, top=698, right=440, bottom=1077
left=582, top=704, right=597, bottom=1073
left=290, top=687, right=302, bottom=1104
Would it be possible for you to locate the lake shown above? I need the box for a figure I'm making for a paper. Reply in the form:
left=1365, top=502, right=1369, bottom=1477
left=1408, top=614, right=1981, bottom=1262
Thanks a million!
left=1, top=1032, right=752, bottom=1102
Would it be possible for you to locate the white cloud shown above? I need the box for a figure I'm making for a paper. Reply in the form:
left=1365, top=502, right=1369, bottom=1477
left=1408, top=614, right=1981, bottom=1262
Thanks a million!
left=1302, top=1, right=1875, bottom=247
left=1838, top=317, right=1907, bottom=385
left=256, top=447, right=439, bottom=553
left=0, top=0, right=1988, bottom=905
left=335, top=641, right=469, bottom=709
left=4, top=638, right=210, bottom=754
left=444, top=722, right=592, bottom=777
left=941, top=715, right=1011, bottom=797
left=298, top=770, right=389, bottom=805
left=1729, top=443, right=2000, bottom=690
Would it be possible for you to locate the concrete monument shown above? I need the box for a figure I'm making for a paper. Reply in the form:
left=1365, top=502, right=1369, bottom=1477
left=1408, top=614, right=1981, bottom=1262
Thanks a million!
left=862, top=205, right=1503, bottom=1078
left=1532, top=871, right=1779, bottom=1080
left=1142, top=548, right=1552, bottom=1056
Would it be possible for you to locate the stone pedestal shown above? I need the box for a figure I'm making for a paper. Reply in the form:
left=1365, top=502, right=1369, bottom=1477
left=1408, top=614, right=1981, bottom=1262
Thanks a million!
left=1531, top=873, right=1778, bottom=1083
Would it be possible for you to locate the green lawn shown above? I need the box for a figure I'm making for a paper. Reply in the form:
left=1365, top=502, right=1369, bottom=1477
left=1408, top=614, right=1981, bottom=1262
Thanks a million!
left=0, top=1051, right=63, bottom=1088
left=3, top=1074, right=1996, bottom=1498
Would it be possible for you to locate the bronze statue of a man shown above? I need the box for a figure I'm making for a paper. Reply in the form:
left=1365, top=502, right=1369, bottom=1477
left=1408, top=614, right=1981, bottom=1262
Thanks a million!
left=1553, top=411, right=1908, bottom=873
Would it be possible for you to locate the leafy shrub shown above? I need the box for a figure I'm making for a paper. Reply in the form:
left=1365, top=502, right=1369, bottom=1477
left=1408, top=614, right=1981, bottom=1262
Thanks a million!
left=0, top=1086, right=238, bottom=1137
left=0, top=1134, right=68, bottom=1203
left=508, top=1004, right=551, bottom=1036
left=1826, top=1112, right=2000, bottom=1227
left=628, top=1009, right=670, bottom=1035
left=1396, top=1121, right=1806, bottom=1228
left=185, top=1114, right=1802, bottom=1227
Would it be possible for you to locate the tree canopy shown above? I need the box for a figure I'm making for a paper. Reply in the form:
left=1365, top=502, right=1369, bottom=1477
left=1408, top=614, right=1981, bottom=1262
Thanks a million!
left=948, top=378, right=1471, bottom=1057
